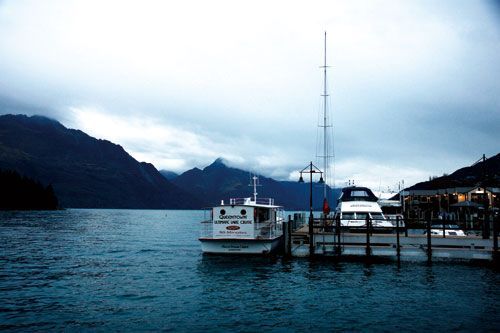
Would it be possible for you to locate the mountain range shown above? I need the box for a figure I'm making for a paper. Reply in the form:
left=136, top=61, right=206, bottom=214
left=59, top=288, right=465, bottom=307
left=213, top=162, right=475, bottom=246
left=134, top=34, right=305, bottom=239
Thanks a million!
left=0, top=114, right=338, bottom=209
left=169, top=158, right=340, bottom=210
left=0, top=114, right=199, bottom=209
left=3, top=114, right=495, bottom=210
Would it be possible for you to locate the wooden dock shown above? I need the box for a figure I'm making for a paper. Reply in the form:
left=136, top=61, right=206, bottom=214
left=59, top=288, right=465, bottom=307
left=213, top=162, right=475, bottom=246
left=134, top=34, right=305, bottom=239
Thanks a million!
left=284, top=221, right=499, bottom=261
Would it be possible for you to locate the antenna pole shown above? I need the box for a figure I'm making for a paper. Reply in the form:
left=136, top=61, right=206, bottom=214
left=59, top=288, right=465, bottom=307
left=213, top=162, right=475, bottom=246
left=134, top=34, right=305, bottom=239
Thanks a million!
left=321, top=31, right=329, bottom=199
left=316, top=31, right=334, bottom=203
left=253, top=176, right=258, bottom=202
left=323, top=31, right=327, bottom=198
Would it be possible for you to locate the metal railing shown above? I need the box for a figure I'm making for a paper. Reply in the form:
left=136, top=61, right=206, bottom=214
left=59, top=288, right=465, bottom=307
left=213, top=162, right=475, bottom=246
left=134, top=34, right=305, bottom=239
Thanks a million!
left=254, top=221, right=283, bottom=239
left=200, top=220, right=213, bottom=238
left=228, top=198, right=275, bottom=206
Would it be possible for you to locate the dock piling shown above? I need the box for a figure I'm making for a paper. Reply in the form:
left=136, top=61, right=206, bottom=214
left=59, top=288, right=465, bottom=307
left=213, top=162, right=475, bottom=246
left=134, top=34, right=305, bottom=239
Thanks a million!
left=426, top=214, right=432, bottom=263
left=493, top=214, right=498, bottom=253
left=366, top=216, right=371, bottom=257
left=396, top=216, right=401, bottom=259
left=285, top=215, right=292, bottom=256
left=308, top=214, right=314, bottom=257
left=482, top=213, right=490, bottom=239
left=335, top=214, right=341, bottom=255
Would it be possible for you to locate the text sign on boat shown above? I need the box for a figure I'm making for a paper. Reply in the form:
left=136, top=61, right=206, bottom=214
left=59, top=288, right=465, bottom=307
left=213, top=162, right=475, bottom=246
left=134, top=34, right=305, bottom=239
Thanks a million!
left=212, top=206, right=254, bottom=239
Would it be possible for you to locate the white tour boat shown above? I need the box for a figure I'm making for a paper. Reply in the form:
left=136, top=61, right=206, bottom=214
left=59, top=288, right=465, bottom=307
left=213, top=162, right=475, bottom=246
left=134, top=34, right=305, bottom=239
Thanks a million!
left=335, top=186, right=395, bottom=231
left=199, top=176, right=284, bottom=254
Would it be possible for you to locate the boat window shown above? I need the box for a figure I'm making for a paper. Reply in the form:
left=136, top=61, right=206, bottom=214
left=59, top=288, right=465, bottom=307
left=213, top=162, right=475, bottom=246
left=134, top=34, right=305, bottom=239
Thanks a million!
left=256, top=208, right=269, bottom=222
left=352, top=190, right=369, bottom=197
left=240, top=209, right=246, bottom=215
left=220, top=209, right=226, bottom=215
left=356, top=212, right=368, bottom=220
left=370, top=213, right=383, bottom=220
left=342, top=212, right=355, bottom=219
left=449, top=231, right=457, bottom=235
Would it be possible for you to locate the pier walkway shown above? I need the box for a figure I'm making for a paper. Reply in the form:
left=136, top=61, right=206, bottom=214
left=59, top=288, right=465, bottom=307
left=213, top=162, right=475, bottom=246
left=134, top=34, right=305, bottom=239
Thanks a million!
left=284, top=220, right=499, bottom=261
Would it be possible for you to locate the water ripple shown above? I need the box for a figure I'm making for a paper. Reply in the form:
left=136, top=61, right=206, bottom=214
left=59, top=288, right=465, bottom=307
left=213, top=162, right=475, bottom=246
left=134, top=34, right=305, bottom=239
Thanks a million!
left=0, top=209, right=499, bottom=331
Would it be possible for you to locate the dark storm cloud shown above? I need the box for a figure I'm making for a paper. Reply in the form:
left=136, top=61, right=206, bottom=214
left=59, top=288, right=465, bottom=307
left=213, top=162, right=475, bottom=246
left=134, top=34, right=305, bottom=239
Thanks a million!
left=0, top=0, right=498, bottom=188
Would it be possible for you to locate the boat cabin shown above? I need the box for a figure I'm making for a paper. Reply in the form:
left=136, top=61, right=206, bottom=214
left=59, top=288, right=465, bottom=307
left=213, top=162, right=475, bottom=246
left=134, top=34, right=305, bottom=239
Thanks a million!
left=201, top=197, right=283, bottom=240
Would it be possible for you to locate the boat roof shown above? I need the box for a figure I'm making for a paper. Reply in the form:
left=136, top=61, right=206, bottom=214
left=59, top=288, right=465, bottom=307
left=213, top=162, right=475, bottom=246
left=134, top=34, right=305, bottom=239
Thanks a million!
left=338, top=186, right=378, bottom=202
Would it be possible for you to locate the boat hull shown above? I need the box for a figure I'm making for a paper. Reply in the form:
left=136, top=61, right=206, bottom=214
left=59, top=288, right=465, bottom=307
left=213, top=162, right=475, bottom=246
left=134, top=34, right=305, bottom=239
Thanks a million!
left=199, top=237, right=283, bottom=254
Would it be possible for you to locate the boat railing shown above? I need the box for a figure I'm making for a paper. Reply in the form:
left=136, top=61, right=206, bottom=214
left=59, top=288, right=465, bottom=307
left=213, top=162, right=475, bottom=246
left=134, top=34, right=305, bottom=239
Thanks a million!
left=200, top=220, right=213, bottom=238
left=229, top=198, right=275, bottom=206
left=254, top=220, right=283, bottom=239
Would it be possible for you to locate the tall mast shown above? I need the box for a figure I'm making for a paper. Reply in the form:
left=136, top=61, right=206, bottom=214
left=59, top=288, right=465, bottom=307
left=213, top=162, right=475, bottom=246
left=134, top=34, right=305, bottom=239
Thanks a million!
left=316, top=31, right=334, bottom=204
left=321, top=31, right=329, bottom=199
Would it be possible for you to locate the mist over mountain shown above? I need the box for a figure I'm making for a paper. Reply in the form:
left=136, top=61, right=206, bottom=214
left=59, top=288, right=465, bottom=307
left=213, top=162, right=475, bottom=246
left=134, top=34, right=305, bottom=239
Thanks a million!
left=159, top=170, right=179, bottom=180
left=171, top=158, right=341, bottom=210
left=0, top=114, right=200, bottom=209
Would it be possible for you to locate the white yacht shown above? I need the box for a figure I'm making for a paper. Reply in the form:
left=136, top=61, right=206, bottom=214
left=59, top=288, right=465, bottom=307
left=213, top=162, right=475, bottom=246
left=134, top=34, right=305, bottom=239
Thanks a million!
left=376, top=191, right=406, bottom=228
left=425, top=224, right=466, bottom=237
left=335, top=186, right=395, bottom=230
left=199, top=177, right=284, bottom=254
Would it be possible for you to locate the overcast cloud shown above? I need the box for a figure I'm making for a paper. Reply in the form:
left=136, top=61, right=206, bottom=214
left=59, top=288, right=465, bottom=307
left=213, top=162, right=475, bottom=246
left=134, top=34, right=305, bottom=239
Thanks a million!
left=0, top=0, right=499, bottom=190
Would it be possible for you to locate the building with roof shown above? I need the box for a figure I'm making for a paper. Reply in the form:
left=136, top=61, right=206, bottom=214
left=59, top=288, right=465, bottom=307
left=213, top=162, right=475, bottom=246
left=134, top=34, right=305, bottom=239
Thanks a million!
left=401, top=186, right=499, bottom=228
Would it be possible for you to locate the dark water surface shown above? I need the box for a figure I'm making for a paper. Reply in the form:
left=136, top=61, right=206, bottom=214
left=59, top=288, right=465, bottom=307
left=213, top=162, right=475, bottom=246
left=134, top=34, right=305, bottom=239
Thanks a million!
left=1, top=209, right=499, bottom=332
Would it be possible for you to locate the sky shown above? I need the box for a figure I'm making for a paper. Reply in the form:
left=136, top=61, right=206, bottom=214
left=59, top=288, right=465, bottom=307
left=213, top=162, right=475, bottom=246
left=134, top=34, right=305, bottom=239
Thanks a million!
left=0, top=0, right=499, bottom=191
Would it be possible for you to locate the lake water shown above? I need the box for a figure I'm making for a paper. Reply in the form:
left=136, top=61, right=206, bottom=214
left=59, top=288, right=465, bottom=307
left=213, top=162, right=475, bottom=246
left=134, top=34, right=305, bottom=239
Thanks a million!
left=1, top=209, right=499, bottom=332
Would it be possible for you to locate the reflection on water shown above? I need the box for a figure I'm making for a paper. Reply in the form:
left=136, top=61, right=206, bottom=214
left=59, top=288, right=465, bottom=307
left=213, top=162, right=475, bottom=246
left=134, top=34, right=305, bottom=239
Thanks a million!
left=0, top=209, right=499, bottom=332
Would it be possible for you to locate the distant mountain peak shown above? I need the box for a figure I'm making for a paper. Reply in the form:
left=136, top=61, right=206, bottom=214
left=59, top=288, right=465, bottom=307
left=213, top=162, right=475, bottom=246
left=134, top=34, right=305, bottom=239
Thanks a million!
left=206, top=157, right=228, bottom=170
left=214, top=157, right=226, bottom=165
left=172, top=157, right=341, bottom=209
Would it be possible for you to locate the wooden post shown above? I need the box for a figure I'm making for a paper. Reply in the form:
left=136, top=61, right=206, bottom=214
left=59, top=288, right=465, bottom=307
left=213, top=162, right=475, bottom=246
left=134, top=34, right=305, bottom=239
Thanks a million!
left=335, top=214, right=340, bottom=255
left=335, top=214, right=341, bottom=255
left=493, top=214, right=498, bottom=254
left=426, top=214, right=432, bottom=263
left=396, top=215, right=401, bottom=259
left=285, top=215, right=292, bottom=256
left=483, top=213, right=491, bottom=240
left=366, top=215, right=371, bottom=257
left=283, top=219, right=288, bottom=256
left=309, top=214, right=314, bottom=257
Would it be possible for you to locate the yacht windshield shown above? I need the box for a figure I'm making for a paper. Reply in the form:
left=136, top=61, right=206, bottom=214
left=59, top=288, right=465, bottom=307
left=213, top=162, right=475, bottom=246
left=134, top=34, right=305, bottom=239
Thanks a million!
left=356, top=212, right=368, bottom=220
left=352, top=190, right=369, bottom=197
left=342, top=212, right=355, bottom=219
left=370, top=213, right=384, bottom=220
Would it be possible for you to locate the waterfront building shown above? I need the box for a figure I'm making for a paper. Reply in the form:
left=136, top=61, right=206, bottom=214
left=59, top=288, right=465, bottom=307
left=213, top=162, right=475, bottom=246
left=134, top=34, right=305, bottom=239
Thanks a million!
left=401, top=186, right=499, bottom=228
